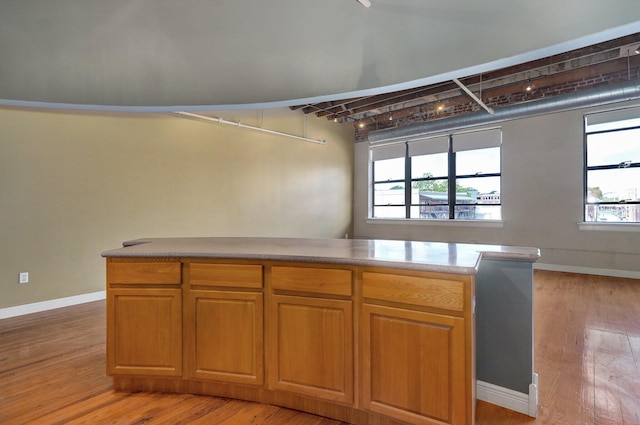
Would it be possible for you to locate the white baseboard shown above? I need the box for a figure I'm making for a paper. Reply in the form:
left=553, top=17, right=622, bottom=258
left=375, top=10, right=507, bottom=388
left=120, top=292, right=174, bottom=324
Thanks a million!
left=535, top=263, right=640, bottom=280
left=477, top=374, right=538, bottom=418
left=0, top=291, right=106, bottom=320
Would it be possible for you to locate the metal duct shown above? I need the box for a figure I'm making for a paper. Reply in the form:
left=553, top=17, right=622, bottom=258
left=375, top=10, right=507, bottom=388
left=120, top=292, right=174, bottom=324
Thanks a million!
left=367, top=80, right=640, bottom=143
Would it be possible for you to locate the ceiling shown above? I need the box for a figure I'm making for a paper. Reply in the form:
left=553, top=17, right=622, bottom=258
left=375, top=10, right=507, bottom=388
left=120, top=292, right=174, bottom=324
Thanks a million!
left=1, top=0, right=640, bottom=112
left=293, top=32, right=640, bottom=135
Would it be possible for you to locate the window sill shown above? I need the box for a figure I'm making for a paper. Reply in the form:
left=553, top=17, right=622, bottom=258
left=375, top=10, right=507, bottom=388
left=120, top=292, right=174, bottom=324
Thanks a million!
left=578, top=222, right=640, bottom=232
left=366, top=218, right=504, bottom=228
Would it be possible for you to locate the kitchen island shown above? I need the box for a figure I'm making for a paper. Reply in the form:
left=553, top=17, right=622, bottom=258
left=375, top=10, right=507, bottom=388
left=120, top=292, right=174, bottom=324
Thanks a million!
left=102, top=237, right=540, bottom=425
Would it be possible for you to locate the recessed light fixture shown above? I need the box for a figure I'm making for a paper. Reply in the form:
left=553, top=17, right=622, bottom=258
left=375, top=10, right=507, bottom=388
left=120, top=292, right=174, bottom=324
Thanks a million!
left=356, top=0, right=371, bottom=7
left=635, top=45, right=640, bottom=54
left=358, top=122, right=365, bottom=128
left=437, top=105, right=444, bottom=111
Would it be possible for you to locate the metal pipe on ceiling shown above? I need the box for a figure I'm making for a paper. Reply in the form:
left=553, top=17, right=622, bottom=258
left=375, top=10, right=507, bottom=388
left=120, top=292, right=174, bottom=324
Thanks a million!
left=367, top=80, right=640, bottom=143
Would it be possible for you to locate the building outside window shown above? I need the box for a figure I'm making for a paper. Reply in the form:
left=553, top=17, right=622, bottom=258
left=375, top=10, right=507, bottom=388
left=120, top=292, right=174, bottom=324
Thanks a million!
left=584, top=107, right=640, bottom=223
left=371, top=128, right=502, bottom=221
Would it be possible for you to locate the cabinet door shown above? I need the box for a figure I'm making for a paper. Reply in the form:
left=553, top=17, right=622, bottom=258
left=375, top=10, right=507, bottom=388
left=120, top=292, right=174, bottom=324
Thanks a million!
left=187, top=290, right=264, bottom=385
left=268, top=294, right=353, bottom=404
left=362, top=304, right=466, bottom=425
left=107, top=288, right=182, bottom=376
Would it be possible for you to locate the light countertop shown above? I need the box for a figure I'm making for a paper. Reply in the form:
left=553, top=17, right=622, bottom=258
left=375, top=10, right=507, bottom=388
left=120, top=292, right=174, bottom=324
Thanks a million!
left=102, top=237, right=540, bottom=275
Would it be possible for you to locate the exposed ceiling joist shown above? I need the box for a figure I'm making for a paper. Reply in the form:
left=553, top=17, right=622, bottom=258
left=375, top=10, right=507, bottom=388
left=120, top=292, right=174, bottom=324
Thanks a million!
left=453, top=78, right=494, bottom=114
left=292, top=33, right=640, bottom=131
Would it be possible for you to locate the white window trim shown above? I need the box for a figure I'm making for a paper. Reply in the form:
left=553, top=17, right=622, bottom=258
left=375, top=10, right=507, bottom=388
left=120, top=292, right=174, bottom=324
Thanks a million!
left=578, top=222, right=640, bottom=232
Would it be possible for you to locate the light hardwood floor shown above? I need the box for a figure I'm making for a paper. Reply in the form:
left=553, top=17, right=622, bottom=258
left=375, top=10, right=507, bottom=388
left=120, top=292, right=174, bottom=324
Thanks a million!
left=1, top=270, right=639, bottom=424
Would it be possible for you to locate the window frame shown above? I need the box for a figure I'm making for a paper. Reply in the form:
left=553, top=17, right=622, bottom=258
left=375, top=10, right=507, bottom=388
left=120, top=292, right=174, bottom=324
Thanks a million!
left=370, top=129, right=503, bottom=222
left=583, top=108, right=640, bottom=225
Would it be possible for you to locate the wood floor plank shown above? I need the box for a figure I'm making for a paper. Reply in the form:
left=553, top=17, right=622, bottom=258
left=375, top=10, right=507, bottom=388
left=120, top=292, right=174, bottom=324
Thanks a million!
left=513, top=271, right=640, bottom=425
left=1, top=270, right=639, bottom=424
left=151, top=395, right=235, bottom=425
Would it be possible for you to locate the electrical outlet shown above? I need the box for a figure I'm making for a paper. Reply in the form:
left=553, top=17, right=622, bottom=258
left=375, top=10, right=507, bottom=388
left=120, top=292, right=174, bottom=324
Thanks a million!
left=19, top=272, right=29, bottom=284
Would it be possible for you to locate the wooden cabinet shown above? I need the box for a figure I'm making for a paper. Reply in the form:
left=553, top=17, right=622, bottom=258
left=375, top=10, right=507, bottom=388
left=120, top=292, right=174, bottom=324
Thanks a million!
left=362, top=304, right=466, bottom=425
left=361, top=269, right=474, bottom=425
left=185, top=262, right=264, bottom=385
left=268, top=265, right=354, bottom=404
left=105, top=258, right=475, bottom=425
left=106, top=260, right=182, bottom=377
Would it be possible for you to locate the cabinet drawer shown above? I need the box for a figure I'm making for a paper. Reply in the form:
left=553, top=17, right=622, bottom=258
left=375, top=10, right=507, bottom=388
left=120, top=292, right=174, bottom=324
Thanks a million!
left=362, top=271, right=464, bottom=311
left=271, top=266, right=352, bottom=296
left=107, top=262, right=181, bottom=285
left=190, top=263, right=263, bottom=288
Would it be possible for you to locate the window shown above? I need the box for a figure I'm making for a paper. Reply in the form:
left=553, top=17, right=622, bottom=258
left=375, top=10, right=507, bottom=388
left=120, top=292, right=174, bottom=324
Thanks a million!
left=371, top=143, right=406, bottom=218
left=584, top=107, right=640, bottom=223
left=371, top=128, right=502, bottom=220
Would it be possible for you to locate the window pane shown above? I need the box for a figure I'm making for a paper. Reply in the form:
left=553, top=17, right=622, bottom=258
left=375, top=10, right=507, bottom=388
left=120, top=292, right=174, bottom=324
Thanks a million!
left=455, top=176, right=501, bottom=201
left=409, top=205, right=423, bottom=219
left=587, top=128, right=640, bottom=167
left=373, top=206, right=406, bottom=218
left=585, top=204, right=640, bottom=222
left=411, top=153, right=448, bottom=179
left=373, top=157, right=404, bottom=182
left=586, top=168, right=640, bottom=203
left=416, top=199, right=449, bottom=219
left=456, top=147, right=500, bottom=175
left=411, top=179, right=448, bottom=203
left=373, top=185, right=405, bottom=205
left=374, top=182, right=405, bottom=191
left=414, top=182, right=450, bottom=219
left=455, top=205, right=502, bottom=220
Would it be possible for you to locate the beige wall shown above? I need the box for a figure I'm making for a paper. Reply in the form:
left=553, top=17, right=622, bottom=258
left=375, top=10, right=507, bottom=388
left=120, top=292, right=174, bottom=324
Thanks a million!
left=354, top=100, right=640, bottom=276
left=0, top=107, right=354, bottom=308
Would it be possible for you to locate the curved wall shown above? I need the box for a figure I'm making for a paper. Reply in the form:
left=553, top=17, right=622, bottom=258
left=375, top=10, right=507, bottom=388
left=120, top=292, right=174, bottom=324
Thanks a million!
left=0, top=107, right=354, bottom=308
